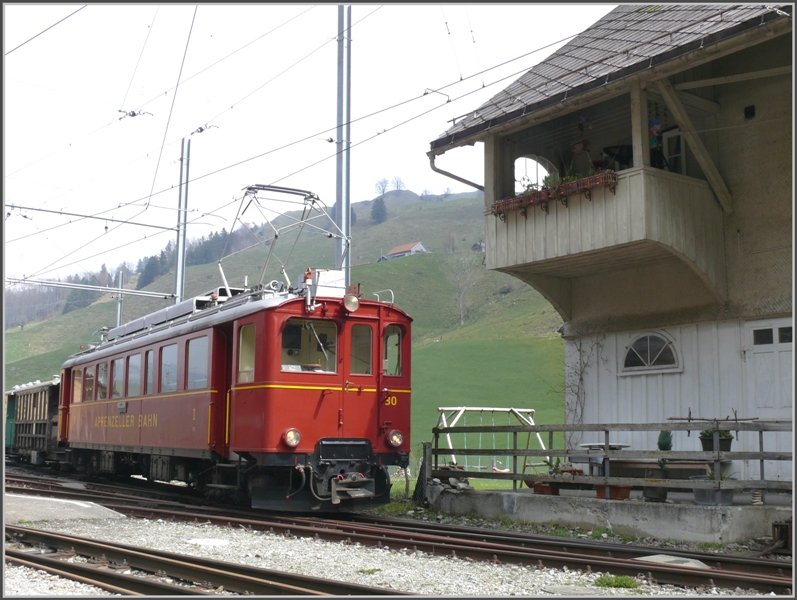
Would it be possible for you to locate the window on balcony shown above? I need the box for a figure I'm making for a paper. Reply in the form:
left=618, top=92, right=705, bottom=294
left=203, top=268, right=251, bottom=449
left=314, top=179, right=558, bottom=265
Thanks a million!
left=622, top=333, right=679, bottom=374
left=661, top=127, right=686, bottom=174
left=515, top=155, right=557, bottom=194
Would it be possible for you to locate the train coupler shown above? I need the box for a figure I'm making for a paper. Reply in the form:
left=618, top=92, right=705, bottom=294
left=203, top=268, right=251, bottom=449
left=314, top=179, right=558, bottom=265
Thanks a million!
left=330, top=474, right=375, bottom=504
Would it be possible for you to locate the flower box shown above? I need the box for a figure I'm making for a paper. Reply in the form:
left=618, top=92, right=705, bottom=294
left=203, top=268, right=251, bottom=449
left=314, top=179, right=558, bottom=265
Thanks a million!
left=489, top=170, right=617, bottom=219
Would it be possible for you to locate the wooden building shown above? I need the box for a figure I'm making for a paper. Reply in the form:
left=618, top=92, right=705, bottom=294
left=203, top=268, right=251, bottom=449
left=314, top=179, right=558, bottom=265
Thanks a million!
left=428, top=5, right=793, bottom=479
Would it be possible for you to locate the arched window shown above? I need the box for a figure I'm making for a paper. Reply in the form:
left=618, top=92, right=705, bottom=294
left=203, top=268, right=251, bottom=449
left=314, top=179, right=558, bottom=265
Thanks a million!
left=514, top=155, right=558, bottom=194
left=623, top=333, right=678, bottom=373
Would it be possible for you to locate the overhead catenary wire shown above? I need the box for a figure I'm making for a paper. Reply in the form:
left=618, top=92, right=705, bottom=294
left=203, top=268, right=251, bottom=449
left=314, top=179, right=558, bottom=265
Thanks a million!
left=12, top=4, right=763, bottom=280
left=9, top=5, right=585, bottom=219
left=139, top=5, right=197, bottom=212
left=4, top=4, right=87, bottom=56
left=118, top=6, right=160, bottom=115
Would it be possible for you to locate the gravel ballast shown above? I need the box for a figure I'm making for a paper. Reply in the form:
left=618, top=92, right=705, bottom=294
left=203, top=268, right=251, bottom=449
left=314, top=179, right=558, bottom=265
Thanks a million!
left=4, top=512, right=777, bottom=597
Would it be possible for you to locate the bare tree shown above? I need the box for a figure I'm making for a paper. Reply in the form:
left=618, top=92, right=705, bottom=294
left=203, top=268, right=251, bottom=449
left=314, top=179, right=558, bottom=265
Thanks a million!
left=375, top=178, right=389, bottom=199
left=392, top=176, right=405, bottom=191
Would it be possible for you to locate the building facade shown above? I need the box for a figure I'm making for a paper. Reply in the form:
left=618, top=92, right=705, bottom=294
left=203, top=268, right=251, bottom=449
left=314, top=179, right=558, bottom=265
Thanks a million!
left=428, top=5, right=793, bottom=479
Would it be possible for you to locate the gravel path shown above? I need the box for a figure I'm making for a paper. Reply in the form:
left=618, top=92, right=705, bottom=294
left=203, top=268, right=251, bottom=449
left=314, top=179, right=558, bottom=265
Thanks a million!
left=4, top=510, right=777, bottom=597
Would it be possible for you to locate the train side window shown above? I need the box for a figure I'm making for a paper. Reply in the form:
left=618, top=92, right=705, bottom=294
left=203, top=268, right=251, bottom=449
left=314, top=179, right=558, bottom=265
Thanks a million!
left=127, top=354, right=141, bottom=397
left=83, top=366, right=95, bottom=402
left=383, top=325, right=403, bottom=376
left=160, top=344, right=178, bottom=392
left=186, top=336, right=209, bottom=389
left=144, top=350, right=154, bottom=395
left=238, top=324, right=256, bottom=383
left=72, top=369, right=83, bottom=403
left=111, top=358, right=125, bottom=399
left=351, top=325, right=372, bottom=375
left=281, top=318, right=337, bottom=373
left=96, top=362, right=108, bottom=400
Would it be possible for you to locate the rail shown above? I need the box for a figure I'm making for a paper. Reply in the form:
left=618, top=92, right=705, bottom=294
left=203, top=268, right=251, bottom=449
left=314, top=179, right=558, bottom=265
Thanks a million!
left=428, top=420, right=792, bottom=498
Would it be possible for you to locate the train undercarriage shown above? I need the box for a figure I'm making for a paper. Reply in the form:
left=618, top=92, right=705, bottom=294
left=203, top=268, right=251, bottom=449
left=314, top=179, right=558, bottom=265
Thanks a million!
left=58, top=440, right=409, bottom=512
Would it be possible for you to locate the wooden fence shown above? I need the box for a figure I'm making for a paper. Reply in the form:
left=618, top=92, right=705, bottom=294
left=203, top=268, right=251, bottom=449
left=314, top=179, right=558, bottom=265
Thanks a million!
left=428, top=419, right=792, bottom=497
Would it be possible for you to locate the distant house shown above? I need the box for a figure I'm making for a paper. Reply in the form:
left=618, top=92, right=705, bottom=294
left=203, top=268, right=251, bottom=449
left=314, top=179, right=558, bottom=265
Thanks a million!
left=379, top=242, right=428, bottom=262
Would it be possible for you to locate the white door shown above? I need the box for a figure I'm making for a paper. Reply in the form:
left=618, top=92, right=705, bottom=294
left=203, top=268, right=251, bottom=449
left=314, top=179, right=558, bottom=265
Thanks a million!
left=743, top=318, right=793, bottom=480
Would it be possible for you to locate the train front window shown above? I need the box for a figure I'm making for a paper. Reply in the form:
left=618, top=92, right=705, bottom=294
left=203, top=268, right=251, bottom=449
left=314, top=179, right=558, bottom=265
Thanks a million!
left=281, top=318, right=337, bottom=373
left=383, top=325, right=403, bottom=376
left=351, top=324, right=372, bottom=375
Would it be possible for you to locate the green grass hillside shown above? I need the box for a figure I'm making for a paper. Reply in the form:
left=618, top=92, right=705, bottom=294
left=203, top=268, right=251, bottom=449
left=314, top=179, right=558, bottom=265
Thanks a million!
left=4, top=192, right=566, bottom=452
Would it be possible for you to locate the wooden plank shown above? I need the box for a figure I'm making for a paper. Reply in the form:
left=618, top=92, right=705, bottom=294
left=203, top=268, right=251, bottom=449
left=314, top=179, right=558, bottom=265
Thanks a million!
left=654, top=77, right=733, bottom=214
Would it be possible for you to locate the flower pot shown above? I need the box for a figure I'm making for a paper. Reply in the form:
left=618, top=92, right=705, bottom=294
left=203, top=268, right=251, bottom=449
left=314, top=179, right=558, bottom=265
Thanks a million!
left=526, top=481, right=560, bottom=495
left=700, top=436, right=732, bottom=452
left=643, top=486, right=668, bottom=502
left=595, top=484, right=631, bottom=500
left=689, top=475, right=734, bottom=505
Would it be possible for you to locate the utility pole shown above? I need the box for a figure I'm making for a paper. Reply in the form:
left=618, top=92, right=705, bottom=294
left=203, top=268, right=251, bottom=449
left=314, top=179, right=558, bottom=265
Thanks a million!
left=335, top=4, right=352, bottom=287
left=175, top=137, right=190, bottom=303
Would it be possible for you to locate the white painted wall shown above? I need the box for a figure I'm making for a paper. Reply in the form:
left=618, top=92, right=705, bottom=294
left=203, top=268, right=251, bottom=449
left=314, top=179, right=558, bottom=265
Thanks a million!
left=566, top=317, right=793, bottom=480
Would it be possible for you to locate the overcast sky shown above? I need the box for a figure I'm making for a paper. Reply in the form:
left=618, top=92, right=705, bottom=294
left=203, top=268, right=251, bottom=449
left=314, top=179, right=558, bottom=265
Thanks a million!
left=4, top=3, right=615, bottom=282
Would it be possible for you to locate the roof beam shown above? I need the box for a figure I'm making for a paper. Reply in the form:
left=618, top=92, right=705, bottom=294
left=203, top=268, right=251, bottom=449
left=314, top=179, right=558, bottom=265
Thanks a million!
left=674, top=65, right=791, bottom=90
left=654, top=77, right=733, bottom=215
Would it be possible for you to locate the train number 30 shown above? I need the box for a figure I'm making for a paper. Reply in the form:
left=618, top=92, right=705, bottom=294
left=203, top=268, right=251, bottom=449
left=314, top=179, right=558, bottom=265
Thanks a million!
left=384, top=395, right=398, bottom=406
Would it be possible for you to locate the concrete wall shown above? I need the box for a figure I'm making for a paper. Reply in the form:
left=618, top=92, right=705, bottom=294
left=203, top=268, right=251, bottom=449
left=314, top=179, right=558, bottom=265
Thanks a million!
left=428, top=485, right=790, bottom=544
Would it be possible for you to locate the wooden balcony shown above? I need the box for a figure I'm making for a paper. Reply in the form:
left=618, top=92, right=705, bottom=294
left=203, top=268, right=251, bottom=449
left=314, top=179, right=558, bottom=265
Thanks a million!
left=486, top=167, right=727, bottom=321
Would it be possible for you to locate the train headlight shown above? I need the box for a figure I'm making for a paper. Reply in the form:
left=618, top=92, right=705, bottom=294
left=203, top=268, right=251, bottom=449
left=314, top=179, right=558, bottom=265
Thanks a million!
left=385, top=429, right=404, bottom=448
left=343, top=293, right=360, bottom=312
left=282, top=428, right=302, bottom=447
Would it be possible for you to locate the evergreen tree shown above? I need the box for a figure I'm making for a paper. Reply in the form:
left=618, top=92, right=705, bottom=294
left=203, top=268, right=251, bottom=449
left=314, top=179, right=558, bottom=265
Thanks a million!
left=137, top=256, right=161, bottom=289
left=371, top=197, right=387, bottom=224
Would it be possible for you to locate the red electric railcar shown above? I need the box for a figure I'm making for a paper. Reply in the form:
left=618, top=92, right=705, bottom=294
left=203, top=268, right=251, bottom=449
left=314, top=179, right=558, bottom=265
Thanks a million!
left=58, top=269, right=411, bottom=510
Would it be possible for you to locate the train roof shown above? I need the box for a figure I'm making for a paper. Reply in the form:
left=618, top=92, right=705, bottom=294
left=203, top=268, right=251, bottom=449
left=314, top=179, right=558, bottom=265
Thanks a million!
left=62, top=269, right=410, bottom=368
left=5, top=377, right=61, bottom=396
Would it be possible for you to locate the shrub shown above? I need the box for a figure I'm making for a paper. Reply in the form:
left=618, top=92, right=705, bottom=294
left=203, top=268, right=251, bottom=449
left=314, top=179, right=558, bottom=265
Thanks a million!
left=594, top=575, right=640, bottom=589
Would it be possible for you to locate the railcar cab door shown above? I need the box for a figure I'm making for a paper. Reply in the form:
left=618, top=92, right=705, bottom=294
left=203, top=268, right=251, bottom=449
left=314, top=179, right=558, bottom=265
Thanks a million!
left=376, top=321, right=411, bottom=456
left=342, top=316, right=410, bottom=451
left=341, top=320, right=378, bottom=438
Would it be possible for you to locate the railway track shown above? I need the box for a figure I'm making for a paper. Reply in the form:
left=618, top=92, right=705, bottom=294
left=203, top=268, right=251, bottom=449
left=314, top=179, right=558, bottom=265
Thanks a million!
left=6, top=525, right=405, bottom=596
left=6, top=471, right=793, bottom=594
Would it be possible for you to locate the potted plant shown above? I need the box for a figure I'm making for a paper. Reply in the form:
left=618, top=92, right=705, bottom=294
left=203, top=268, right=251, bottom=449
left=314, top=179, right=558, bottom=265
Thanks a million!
left=525, top=457, right=561, bottom=495
left=595, top=483, right=631, bottom=500
left=699, top=428, right=733, bottom=452
left=593, top=455, right=632, bottom=500
left=643, top=430, right=671, bottom=502
left=690, top=466, right=736, bottom=505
